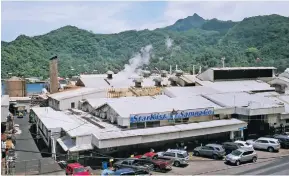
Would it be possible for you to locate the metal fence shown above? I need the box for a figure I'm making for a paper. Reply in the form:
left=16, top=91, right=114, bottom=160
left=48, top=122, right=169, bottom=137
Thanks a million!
left=4, top=158, right=64, bottom=175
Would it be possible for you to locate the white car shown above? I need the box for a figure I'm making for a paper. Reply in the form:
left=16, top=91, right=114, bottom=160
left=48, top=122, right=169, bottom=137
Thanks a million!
left=234, top=140, right=254, bottom=150
left=252, top=137, right=280, bottom=152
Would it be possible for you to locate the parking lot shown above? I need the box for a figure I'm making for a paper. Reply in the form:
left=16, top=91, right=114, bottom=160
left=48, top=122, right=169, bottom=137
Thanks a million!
left=152, top=149, right=289, bottom=175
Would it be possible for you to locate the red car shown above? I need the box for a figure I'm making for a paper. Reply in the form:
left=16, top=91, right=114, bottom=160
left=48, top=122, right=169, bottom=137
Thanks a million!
left=65, top=163, right=90, bottom=175
left=134, top=152, right=172, bottom=172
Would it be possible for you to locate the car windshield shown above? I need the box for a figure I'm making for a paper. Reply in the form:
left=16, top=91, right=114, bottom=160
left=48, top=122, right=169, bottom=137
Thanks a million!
left=231, top=150, right=242, bottom=156
left=245, top=142, right=251, bottom=145
left=74, top=167, right=86, bottom=173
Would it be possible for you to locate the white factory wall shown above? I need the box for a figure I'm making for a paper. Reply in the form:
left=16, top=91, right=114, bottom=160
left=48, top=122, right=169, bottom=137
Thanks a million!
left=76, top=135, right=92, bottom=146
left=57, top=91, right=107, bottom=110
left=235, top=107, right=285, bottom=116
left=1, top=106, right=9, bottom=122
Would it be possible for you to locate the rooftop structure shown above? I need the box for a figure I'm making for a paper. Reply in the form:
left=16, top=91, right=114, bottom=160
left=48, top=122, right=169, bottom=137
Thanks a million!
left=197, top=67, right=276, bottom=82
left=163, top=86, right=220, bottom=98
left=197, top=80, right=275, bottom=93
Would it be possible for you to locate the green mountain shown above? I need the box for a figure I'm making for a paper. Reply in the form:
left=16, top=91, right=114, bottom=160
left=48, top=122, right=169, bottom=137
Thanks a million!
left=2, top=14, right=289, bottom=78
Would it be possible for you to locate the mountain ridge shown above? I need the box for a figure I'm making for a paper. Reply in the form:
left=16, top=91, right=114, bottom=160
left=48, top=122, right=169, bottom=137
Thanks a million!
left=2, top=14, right=289, bottom=78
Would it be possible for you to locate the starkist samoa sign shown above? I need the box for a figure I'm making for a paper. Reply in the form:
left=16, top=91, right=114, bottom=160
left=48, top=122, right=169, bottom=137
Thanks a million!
left=130, top=108, right=214, bottom=123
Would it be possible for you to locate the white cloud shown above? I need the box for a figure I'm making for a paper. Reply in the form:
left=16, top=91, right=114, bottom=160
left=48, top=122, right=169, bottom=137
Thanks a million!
left=2, top=2, right=135, bottom=34
left=163, top=1, right=289, bottom=22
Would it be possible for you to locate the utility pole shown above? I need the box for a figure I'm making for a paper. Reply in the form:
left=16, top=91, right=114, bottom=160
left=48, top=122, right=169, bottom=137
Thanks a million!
left=221, top=57, right=225, bottom=68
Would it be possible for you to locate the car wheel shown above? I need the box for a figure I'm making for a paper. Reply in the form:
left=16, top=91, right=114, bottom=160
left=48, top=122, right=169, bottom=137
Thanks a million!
left=194, top=151, right=200, bottom=156
left=252, top=157, right=257, bottom=163
left=174, top=161, right=180, bottom=167
left=213, top=154, right=218, bottom=160
left=268, top=147, right=274, bottom=152
left=235, top=160, right=240, bottom=166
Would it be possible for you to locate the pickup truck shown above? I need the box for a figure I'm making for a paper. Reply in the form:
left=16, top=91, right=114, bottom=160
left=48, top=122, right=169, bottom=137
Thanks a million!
left=134, top=152, right=172, bottom=172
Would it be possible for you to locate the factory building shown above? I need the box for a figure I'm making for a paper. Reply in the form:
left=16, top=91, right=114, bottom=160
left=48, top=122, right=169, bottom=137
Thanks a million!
left=47, top=88, right=107, bottom=110
left=269, top=69, right=289, bottom=94
left=1, top=95, right=10, bottom=123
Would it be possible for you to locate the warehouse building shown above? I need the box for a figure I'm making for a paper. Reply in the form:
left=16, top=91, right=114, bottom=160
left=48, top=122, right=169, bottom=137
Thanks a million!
left=1, top=95, right=10, bottom=123
left=47, top=88, right=107, bottom=110
left=30, top=95, right=247, bottom=157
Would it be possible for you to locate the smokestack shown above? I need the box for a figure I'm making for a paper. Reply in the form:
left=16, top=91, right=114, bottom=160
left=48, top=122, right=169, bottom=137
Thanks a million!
left=49, top=56, right=59, bottom=93
left=193, top=65, right=195, bottom=75
left=107, top=70, right=114, bottom=79
left=199, top=66, right=202, bottom=74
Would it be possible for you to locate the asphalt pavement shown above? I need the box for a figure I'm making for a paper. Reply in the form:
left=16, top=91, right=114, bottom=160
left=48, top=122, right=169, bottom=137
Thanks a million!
left=206, top=155, right=289, bottom=175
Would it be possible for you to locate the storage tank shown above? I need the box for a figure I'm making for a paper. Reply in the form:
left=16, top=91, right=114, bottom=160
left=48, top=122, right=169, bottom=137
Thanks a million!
left=5, top=76, right=27, bottom=97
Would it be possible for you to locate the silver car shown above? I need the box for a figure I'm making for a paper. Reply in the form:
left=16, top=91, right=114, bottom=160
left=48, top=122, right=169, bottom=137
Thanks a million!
left=157, top=149, right=189, bottom=167
left=225, top=149, right=257, bottom=166
left=253, top=137, right=280, bottom=152
left=194, top=144, right=226, bottom=159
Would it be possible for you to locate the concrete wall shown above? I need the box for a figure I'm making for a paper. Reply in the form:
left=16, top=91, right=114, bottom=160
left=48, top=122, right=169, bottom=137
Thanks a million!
left=1, top=106, right=9, bottom=122
left=76, top=135, right=92, bottom=146
left=52, top=91, right=107, bottom=110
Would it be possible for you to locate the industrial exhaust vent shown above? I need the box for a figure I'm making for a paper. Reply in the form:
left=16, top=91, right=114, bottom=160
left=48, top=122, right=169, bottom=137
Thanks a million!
left=175, top=70, right=183, bottom=77
left=161, top=70, right=168, bottom=77
left=133, top=77, right=143, bottom=88
left=106, top=70, right=114, bottom=79
left=153, top=77, right=163, bottom=87
left=169, top=76, right=178, bottom=86
left=143, top=70, right=151, bottom=78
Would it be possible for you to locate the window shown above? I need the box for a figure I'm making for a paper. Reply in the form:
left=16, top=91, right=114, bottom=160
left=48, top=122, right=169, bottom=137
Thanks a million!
left=256, top=140, right=268, bottom=143
left=71, top=102, right=75, bottom=108
left=208, top=146, right=214, bottom=150
left=243, top=151, right=253, bottom=156
left=163, top=152, right=175, bottom=157
left=146, top=121, right=160, bottom=128
left=122, top=161, right=129, bottom=165
left=177, top=153, right=185, bottom=158
left=269, top=140, right=277, bottom=144
left=183, top=118, right=189, bottom=123
left=214, top=147, right=220, bottom=151
left=238, top=143, right=244, bottom=146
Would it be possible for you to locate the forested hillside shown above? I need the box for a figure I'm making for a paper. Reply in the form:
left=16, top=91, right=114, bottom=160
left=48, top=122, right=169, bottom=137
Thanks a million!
left=1, top=14, right=289, bottom=78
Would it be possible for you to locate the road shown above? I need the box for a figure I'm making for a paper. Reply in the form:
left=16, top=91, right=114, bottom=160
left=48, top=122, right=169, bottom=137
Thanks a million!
left=205, top=155, right=289, bottom=175
left=153, top=150, right=289, bottom=175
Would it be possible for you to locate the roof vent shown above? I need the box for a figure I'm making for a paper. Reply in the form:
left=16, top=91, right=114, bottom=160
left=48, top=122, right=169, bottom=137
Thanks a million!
left=175, top=70, right=183, bottom=77
left=161, top=70, right=168, bottom=77
left=133, top=77, right=143, bottom=88
left=153, top=77, right=163, bottom=87
left=169, top=76, right=178, bottom=86
left=106, top=70, right=114, bottom=79
left=143, top=70, right=151, bottom=78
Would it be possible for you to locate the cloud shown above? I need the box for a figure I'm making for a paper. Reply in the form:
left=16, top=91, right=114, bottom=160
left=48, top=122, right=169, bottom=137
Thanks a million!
left=163, top=1, right=289, bottom=22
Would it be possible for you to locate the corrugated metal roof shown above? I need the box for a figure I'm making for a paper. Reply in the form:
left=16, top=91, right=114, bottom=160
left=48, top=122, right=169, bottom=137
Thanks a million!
left=93, top=118, right=246, bottom=140
left=78, top=76, right=110, bottom=89
left=106, top=95, right=221, bottom=118
left=198, top=80, right=274, bottom=93
left=48, top=88, right=105, bottom=100
left=1, top=95, right=10, bottom=106
left=164, top=86, right=220, bottom=98
left=203, top=92, right=284, bottom=109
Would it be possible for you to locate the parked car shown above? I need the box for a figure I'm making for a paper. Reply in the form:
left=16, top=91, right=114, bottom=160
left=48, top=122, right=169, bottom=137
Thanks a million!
left=133, top=152, right=172, bottom=172
left=225, top=149, right=257, bottom=166
left=222, top=142, right=241, bottom=155
left=157, top=149, right=189, bottom=167
left=273, top=134, right=289, bottom=149
left=234, top=140, right=254, bottom=150
left=113, top=158, right=154, bottom=171
left=113, top=168, right=151, bottom=176
left=252, top=137, right=280, bottom=152
left=194, top=144, right=226, bottom=159
left=65, top=163, right=90, bottom=175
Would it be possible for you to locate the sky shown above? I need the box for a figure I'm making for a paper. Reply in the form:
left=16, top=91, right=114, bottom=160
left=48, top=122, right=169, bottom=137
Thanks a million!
left=2, top=1, right=289, bottom=42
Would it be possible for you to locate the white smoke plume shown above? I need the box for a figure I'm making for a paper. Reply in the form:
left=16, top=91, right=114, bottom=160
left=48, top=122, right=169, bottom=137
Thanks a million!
left=115, top=45, right=153, bottom=80
left=166, top=37, right=173, bottom=49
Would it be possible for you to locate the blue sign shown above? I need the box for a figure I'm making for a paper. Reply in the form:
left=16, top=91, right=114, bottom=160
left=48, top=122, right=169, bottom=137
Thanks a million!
left=130, top=108, right=214, bottom=123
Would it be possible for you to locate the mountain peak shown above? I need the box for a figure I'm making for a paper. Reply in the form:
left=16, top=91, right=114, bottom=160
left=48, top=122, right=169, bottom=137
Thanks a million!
left=165, top=13, right=205, bottom=32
